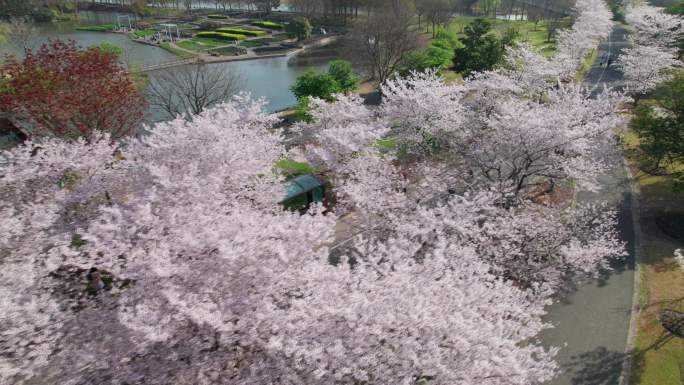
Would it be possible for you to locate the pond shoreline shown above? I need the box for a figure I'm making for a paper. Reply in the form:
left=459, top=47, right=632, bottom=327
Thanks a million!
left=132, top=35, right=341, bottom=69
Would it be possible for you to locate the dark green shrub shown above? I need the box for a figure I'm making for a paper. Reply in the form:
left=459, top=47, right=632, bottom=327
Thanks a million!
left=327, top=60, right=357, bottom=92
left=453, top=18, right=514, bottom=76
left=285, top=16, right=312, bottom=41
left=631, top=72, right=684, bottom=187
left=291, top=71, right=340, bottom=101
left=294, top=96, right=313, bottom=123
left=198, top=20, right=225, bottom=30
left=253, top=46, right=290, bottom=54
left=239, top=40, right=265, bottom=48
left=207, top=14, right=229, bottom=19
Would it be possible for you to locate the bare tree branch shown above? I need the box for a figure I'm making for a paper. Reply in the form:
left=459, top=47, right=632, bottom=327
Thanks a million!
left=146, top=63, right=243, bottom=119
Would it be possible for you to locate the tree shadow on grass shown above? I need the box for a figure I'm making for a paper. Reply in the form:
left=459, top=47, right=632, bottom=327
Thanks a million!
left=564, top=327, right=682, bottom=385
left=629, top=330, right=680, bottom=385
left=565, top=346, right=625, bottom=385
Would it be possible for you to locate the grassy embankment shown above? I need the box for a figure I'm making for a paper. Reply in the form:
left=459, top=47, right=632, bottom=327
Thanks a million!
left=433, top=16, right=573, bottom=83
left=158, top=42, right=194, bottom=58
left=575, top=48, right=598, bottom=82
left=620, top=131, right=684, bottom=385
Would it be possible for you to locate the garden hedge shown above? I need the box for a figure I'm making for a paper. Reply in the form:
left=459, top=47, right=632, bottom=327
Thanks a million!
left=215, top=27, right=267, bottom=36
left=252, top=21, right=283, bottom=30
left=207, top=14, right=229, bottom=19
left=195, top=31, right=245, bottom=41
left=209, top=46, right=248, bottom=56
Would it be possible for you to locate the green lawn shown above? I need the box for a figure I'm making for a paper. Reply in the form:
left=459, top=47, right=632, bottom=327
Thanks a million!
left=275, top=159, right=315, bottom=178
left=75, top=24, right=116, bottom=32
left=176, top=38, right=228, bottom=51
left=621, top=130, right=684, bottom=385
left=128, top=29, right=156, bottom=39
left=239, top=40, right=266, bottom=48
left=443, top=16, right=573, bottom=56
left=575, top=48, right=598, bottom=82
left=158, top=42, right=194, bottom=58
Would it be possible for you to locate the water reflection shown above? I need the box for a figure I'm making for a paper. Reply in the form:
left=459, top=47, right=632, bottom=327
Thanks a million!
left=0, top=12, right=347, bottom=119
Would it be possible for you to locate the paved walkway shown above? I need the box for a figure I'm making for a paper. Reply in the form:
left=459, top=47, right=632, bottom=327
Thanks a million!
left=540, top=23, right=636, bottom=385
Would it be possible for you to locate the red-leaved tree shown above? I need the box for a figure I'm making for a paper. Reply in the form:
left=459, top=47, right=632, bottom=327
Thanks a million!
left=0, top=39, right=145, bottom=140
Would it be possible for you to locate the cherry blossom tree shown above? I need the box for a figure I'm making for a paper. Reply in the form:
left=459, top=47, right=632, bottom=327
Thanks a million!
left=297, top=73, right=625, bottom=291
left=625, top=4, right=682, bottom=49
left=1, top=95, right=566, bottom=385
left=550, top=0, right=613, bottom=80
left=347, top=72, right=626, bottom=199
left=617, top=44, right=681, bottom=94
left=496, top=43, right=562, bottom=97
left=619, top=4, right=683, bottom=94
left=0, top=0, right=630, bottom=381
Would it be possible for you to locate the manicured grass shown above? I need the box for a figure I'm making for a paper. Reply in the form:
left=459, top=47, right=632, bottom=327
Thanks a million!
left=128, top=29, right=156, bottom=38
left=374, top=138, right=397, bottom=152
left=158, top=42, right=194, bottom=58
left=253, top=45, right=291, bottom=55
left=252, top=20, right=284, bottom=30
left=176, top=38, right=227, bottom=51
left=275, top=159, right=315, bottom=177
left=196, top=31, right=245, bottom=41
left=216, top=27, right=267, bottom=37
left=75, top=24, right=116, bottom=32
left=621, top=130, right=684, bottom=385
left=239, top=40, right=266, bottom=48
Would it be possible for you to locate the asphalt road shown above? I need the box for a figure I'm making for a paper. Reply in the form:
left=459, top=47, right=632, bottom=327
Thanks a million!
left=539, top=23, right=637, bottom=385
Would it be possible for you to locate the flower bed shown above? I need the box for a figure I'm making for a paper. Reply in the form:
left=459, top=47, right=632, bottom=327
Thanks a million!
left=195, top=31, right=245, bottom=41
left=215, top=27, right=267, bottom=37
left=251, top=21, right=283, bottom=30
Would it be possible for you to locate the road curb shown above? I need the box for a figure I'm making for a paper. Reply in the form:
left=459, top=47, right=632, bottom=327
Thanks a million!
left=618, top=155, right=643, bottom=385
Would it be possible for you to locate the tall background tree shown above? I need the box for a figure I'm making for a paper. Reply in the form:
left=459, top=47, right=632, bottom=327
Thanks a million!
left=453, top=18, right=517, bottom=76
left=285, top=16, right=312, bottom=41
left=0, top=39, right=145, bottom=140
left=345, top=0, right=420, bottom=82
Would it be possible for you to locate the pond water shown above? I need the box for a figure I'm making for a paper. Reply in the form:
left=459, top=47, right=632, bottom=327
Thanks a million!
left=0, top=11, right=344, bottom=119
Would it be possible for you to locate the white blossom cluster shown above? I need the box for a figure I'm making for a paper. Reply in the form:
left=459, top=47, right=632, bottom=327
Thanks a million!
left=0, top=1, right=630, bottom=384
left=552, top=0, right=615, bottom=80
left=618, top=3, right=683, bottom=94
